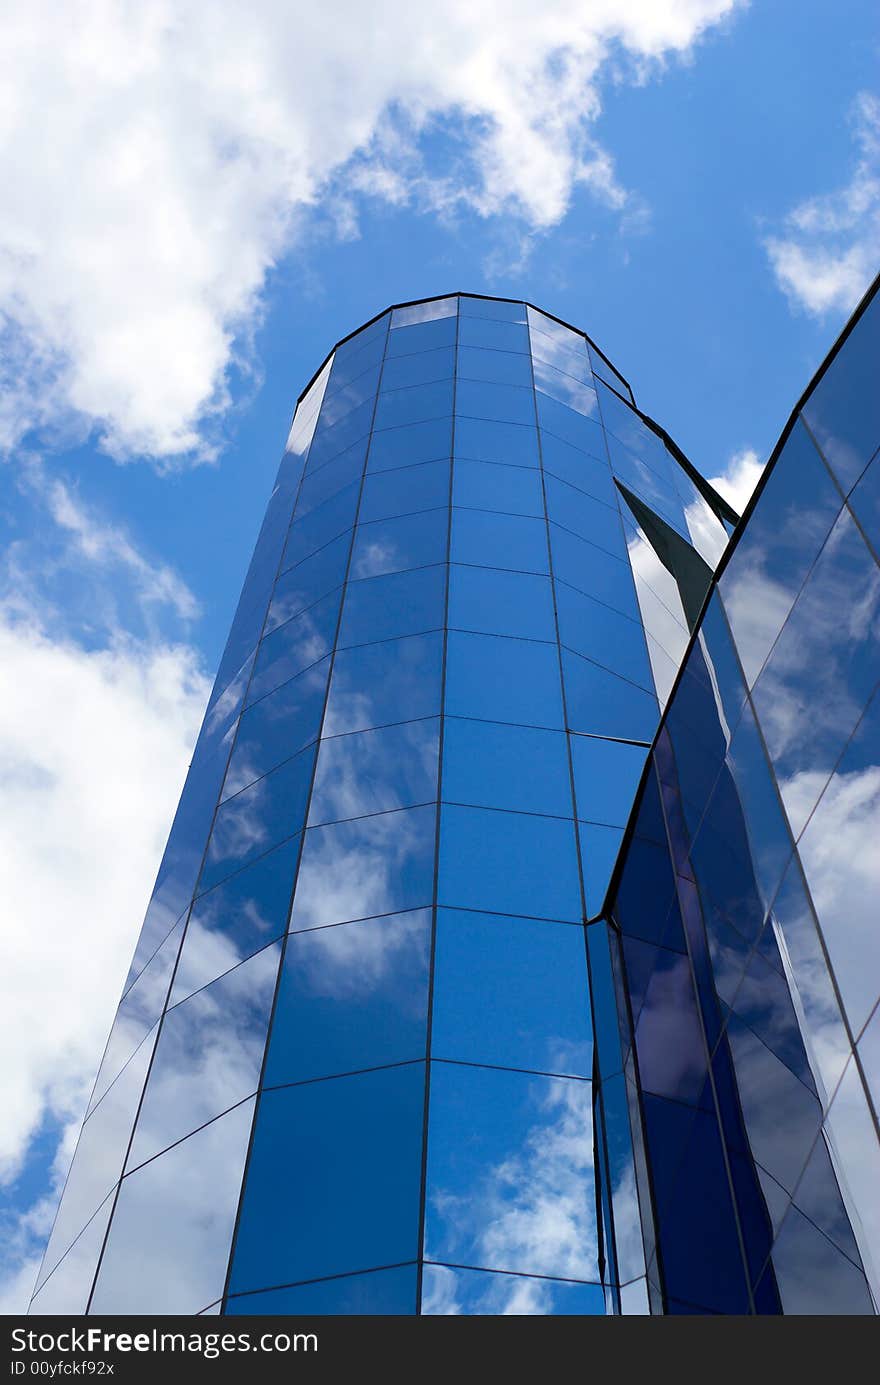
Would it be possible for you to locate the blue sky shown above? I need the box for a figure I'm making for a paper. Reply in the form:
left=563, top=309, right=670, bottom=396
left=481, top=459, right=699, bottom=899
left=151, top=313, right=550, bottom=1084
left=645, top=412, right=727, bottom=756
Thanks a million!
left=1, top=0, right=878, bottom=1312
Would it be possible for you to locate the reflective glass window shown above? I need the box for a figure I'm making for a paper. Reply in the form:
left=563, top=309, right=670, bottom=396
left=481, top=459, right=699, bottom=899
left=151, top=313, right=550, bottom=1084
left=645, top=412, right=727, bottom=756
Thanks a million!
left=374, top=379, right=455, bottom=430
left=323, top=631, right=443, bottom=735
left=127, top=943, right=280, bottom=1169
left=725, top=1012, right=821, bottom=1194
left=366, top=417, right=453, bottom=472
left=349, top=507, right=448, bottom=579
left=324, top=333, right=385, bottom=397
left=802, top=294, right=880, bottom=494
left=89, top=1099, right=255, bottom=1315
left=768, top=1202, right=874, bottom=1315
left=555, top=582, right=652, bottom=689
left=391, top=298, right=457, bottom=329
left=538, top=394, right=606, bottom=457
left=549, top=529, right=639, bottom=620
left=286, top=356, right=333, bottom=459
left=226, top=1265, right=418, bottom=1315
left=457, top=317, right=529, bottom=353
left=338, top=564, right=446, bottom=646
left=445, top=630, right=563, bottom=730
left=460, top=296, right=526, bottom=323
left=379, top=346, right=455, bottom=392
left=530, top=332, right=592, bottom=386
left=452, top=457, right=543, bottom=516
left=719, top=417, right=843, bottom=687
left=200, top=744, right=315, bottom=893
left=421, top=1263, right=604, bottom=1315
left=228, top=1064, right=425, bottom=1291
left=721, top=698, right=794, bottom=910
left=263, top=910, right=431, bottom=1086
left=545, top=475, right=623, bottom=557
left=562, top=648, right=659, bottom=741
left=386, top=313, right=457, bottom=354
left=223, top=657, right=329, bottom=799
left=534, top=360, right=598, bottom=417
left=425, top=1063, right=597, bottom=1279
left=290, top=803, right=436, bottom=930
left=447, top=564, right=556, bottom=642
left=848, top=447, right=880, bottom=555
left=458, top=344, right=533, bottom=388
left=432, top=910, right=591, bottom=1076
left=579, top=822, right=625, bottom=916
left=442, top=717, right=571, bottom=817
left=454, top=416, right=539, bottom=468
left=295, top=438, right=365, bottom=517
left=247, top=588, right=341, bottom=705
left=304, top=399, right=374, bottom=476
left=822, top=1057, right=880, bottom=1305
left=267, top=532, right=350, bottom=633
left=171, top=839, right=301, bottom=1005
left=540, top=431, right=615, bottom=500
left=439, top=805, right=581, bottom=920
left=588, top=346, right=633, bottom=403
left=571, top=735, right=648, bottom=827
left=451, top=507, right=548, bottom=574
left=455, top=379, right=535, bottom=427
left=308, top=718, right=439, bottom=825
left=359, top=458, right=450, bottom=523
left=29, top=1195, right=115, bottom=1315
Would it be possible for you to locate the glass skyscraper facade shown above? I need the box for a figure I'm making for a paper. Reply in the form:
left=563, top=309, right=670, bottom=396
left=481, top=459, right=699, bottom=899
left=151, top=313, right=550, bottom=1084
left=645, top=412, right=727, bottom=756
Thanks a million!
left=29, top=287, right=879, bottom=1316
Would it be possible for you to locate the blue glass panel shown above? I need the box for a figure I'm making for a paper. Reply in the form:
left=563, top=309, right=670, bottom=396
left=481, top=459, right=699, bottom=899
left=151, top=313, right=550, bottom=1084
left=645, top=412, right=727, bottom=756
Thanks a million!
left=385, top=314, right=456, bottom=354
left=281, top=481, right=361, bottom=570
left=247, top=588, right=341, bottom=704
left=290, top=803, right=436, bottom=930
left=127, top=942, right=280, bottom=1169
left=455, top=379, right=535, bottom=427
left=588, top=345, right=632, bottom=403
left=224, top=657, right=329, bottom=799
left=339, top=564, right=446, bottom=645
left=89, top=1098, right=255, bottom=1314
left=226, top=1265, right=418, bottom=1315
left=540, top=431, right=615, bottom=500
left=571, top=735, right=648, bottom=826
left=454, top=416, right=539, bottom=468
left=366, top=417, right=453, bottom=472
left=349, top=507, right=448, bottom=579
left=555, top=583, right=651, bottom=689
left=200, top=745, right=315, bottom=893
left=801, top=294, right=880, bottom=493
left=550, top=530, right=639, bottom=620
left=442, top=716, right=571, bottom=817
left=725, top=1012, right=821, bottom=1193
left=425, top=1063, right=597, bottom=1279
left=359, top=459, right=450, bottom=522
left=267, top=532, right=350, bottom=633
left=391, top=297, right=457, bottom=327
left=562, top=648, right=659, bottom=740
left=848, top=447, right=880, bottom=554
left=633, top=948, right=708, bottom=1105
left=422, top=1264, right=605, bottom=1315
left=458, top=344, right=533, bottom=387
left=460, top=296, right=526, bottom=323
left=538, top=394, right=606, bottom=457
left=768, top=1204, right=875, bottom=1314
left=374, top=379, right=455, bottom=430
left=447, top=564, right=556, bottom=641
left=263, top=909, right=431, bottom=1086
left=445, top=630, right=563, bottom=730
left=228, top=1065, right=424, bottom=1290
left=308, top=718, right=439, bottom=825
left=171, top=839, right=301, bottom=1005
left=325, top=331, right=385, bottom=394
left=324, top=631, right=443, bottom=735
left=304, top=400, right=374, bottom=475
left=534, top=360, right=598, bottom=417
left=29, top=1196, right=115, bottom=1315
left=380, top=345, right=455, bottom=392
left=545, top=475, right=623, bottom=557
left=719, top=417, right=843, bottom=686
left=457, top=317, right=529, bottom=353
left=529, top=328, right=592, bottom=384
left=451, top=507, right=548, bottom=574
left=432, top=909, right=591, bottom=1076
left=295, top=438, right=365, bottom=516
left=439, top=805, right=581, bottom=920
left=452, top=457, right=544, bottom=516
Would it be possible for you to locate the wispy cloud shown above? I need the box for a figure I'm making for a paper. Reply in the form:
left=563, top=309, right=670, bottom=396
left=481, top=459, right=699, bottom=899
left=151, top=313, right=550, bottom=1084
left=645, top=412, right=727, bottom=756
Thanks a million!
left=0, top=1, right=743, bottom=465
left=764, top=92, right=880, bottom=318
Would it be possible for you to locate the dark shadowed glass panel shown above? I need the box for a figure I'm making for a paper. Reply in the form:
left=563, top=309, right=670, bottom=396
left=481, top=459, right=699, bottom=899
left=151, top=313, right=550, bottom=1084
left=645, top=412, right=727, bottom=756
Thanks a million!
left=228, top=1064, right=425, bottom=1292
left=226, top=1266, right=418, bottom=1315
left=263, top=910, right=431, bottom=1086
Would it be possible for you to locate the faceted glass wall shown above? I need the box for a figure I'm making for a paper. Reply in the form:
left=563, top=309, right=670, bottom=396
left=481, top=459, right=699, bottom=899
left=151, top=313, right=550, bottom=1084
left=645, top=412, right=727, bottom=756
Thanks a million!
left=607, top=283, right=880, bottom=1314
left=30, top=294, right=729, bottom=1316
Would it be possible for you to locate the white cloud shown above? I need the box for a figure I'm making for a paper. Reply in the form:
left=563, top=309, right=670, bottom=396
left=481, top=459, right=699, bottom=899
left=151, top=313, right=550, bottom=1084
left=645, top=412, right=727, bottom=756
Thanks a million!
left=765, top=92, right=880, bottom=318
left=707, top=446, right=764, bottom=516
left=0, top=608, right=209, bottom=1309
left=0, top=1, right=743, bottom=464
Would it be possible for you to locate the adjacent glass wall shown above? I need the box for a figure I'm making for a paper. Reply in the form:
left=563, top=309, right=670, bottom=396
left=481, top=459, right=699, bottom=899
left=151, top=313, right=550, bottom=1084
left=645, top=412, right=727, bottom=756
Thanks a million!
left=607, top=282, right=880, bottom=1314
left=30, top=294, right=732, bottom=1316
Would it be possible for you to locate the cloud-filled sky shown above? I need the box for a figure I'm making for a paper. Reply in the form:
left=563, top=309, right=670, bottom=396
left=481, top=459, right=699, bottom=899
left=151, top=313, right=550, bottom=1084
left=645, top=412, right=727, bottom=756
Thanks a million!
left=1, top=0, right=878, bottom=1311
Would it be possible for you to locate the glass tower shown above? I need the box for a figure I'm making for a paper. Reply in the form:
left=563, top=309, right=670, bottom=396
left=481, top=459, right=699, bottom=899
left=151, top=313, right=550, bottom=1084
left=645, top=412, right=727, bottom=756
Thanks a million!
left=29, top=287, right=878, bottom=1316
